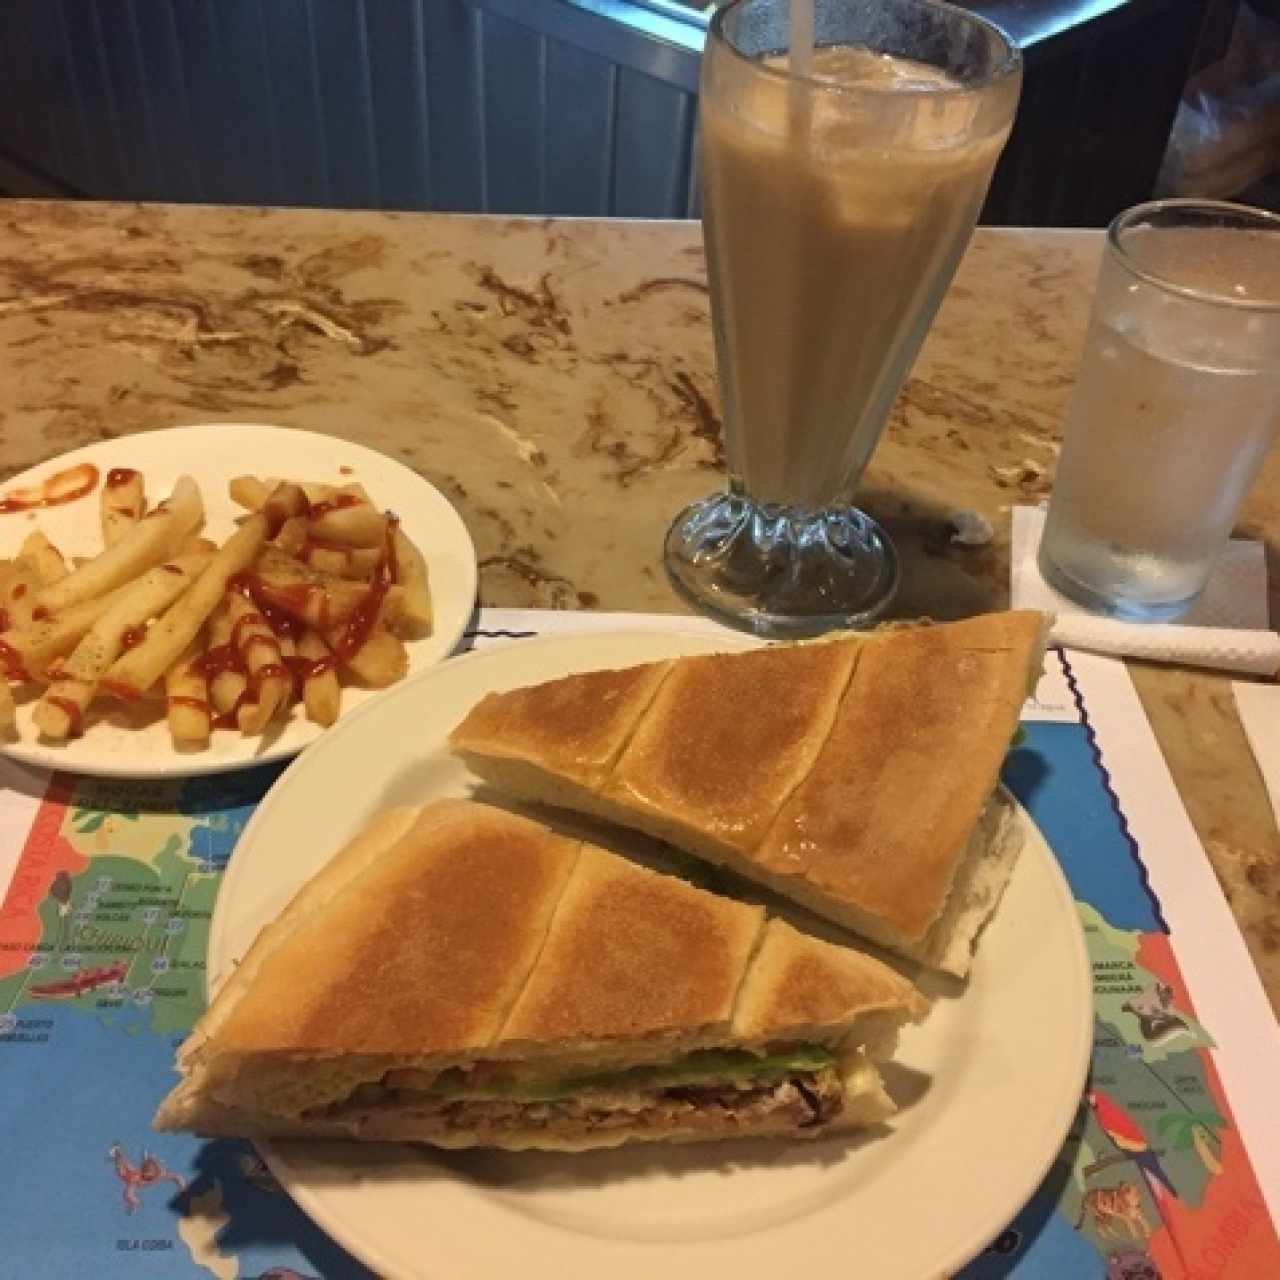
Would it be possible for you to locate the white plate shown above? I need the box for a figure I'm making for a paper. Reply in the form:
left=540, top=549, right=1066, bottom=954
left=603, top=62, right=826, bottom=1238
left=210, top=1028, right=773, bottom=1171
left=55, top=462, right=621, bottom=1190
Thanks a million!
left=0, top=424, right=477, bottom=778
left=210, top=630, right=1093, bottom=1280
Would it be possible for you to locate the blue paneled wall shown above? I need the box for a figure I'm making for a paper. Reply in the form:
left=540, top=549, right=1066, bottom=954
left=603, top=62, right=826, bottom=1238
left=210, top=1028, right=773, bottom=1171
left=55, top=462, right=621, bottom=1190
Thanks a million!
left=0, top=0, right=703, bottom=217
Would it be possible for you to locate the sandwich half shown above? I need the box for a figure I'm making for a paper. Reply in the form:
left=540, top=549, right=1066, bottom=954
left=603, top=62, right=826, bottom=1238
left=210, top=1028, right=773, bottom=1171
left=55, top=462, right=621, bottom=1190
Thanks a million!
left=155, top=799, right=927, bottom=1151
left=450, top=610, right=1050, bottom=977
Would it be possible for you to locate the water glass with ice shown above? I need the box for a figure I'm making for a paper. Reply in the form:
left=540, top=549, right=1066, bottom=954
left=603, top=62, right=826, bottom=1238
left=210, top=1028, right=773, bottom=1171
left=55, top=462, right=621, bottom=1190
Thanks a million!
left=1038, top=199, right=1280, bottom=621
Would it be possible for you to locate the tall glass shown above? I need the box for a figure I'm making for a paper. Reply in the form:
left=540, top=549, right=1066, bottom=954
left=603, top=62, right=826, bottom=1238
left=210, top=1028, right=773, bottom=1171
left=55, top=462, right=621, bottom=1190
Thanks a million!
left=1039, top=199, right=1280, bottom=621
left=664, top=0, right=1021, bottom=635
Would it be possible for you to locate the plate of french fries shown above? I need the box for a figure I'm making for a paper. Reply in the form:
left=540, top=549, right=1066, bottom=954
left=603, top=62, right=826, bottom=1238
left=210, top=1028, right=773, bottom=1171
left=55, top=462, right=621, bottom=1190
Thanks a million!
left=0, top=424, right=478, bottom=777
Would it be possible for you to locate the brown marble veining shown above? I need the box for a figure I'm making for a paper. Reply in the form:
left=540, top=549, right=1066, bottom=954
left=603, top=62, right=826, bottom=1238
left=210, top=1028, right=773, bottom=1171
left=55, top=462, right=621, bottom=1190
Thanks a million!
left=0, top=200, right=1276, bottom=1014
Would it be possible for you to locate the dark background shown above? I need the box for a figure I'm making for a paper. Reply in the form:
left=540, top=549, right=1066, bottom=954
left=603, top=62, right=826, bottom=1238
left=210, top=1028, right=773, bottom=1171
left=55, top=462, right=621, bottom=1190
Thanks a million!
left=0, top=0, right=1248, bottom=226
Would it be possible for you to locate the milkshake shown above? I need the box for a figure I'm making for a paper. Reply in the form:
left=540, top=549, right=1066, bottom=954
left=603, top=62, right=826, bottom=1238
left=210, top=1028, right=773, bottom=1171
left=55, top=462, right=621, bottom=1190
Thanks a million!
left=665, top=0, right=1021, bottom=634
left=701, top=46, right=1014, bottom=507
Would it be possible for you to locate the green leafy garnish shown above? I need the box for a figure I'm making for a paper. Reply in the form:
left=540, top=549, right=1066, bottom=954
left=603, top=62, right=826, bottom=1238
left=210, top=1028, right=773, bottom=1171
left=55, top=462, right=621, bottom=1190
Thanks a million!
left=417, top=1045, right=836, bottom=1102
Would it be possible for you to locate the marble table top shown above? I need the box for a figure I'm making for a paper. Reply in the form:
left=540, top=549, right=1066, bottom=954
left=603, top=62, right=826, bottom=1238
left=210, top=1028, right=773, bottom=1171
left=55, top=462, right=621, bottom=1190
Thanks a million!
left=1, top=199, right=1276, bottom=1013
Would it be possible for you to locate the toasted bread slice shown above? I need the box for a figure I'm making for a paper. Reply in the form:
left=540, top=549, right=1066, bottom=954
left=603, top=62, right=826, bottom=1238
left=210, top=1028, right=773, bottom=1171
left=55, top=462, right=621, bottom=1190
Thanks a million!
left=735, top=918, right=929, bottom=1044
left=498, top=843, right=765, bottom=1057
left=451, top=660, right=673, bottom=794
left=756, top=612, right=1047, bottom=961
left=156, top=801, right=926, bottom=1151
left=174, top=801, right=580, bottom=1119
left=449, top=612, right=1049, bottom=977
left=603, top=639, right=860, bottom=853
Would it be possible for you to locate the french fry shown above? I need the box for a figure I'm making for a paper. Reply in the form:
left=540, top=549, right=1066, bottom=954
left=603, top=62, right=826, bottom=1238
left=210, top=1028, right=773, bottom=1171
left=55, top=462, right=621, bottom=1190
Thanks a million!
left=0, top=677, right=14, bottom=733
left=280, top=577, right=407, bottom=632
left=298, top=629, right=340, bottom=726
left=270, top=478, right=373, bottom=506
left=206, top=606, right=247, bottom=719
left=252, top=549, right=387, bottom=628
left=253, top=546, right=316, bottom=587
left=206, top=604, right=231, bottom=648
left=34, top=475, right=203, bottom=615
left=339, top=545, right=381, bottom=579
left=231, top=475, right=374, bottom=512
left=101, top=514, right=267, bottom=699
left=165, top=636, right=211, bottom=748
left=306, top=502, right=387, bottom=548
left=243, top=477, right=341, bottom=506
left=1, top=561, right=42, bottom=632
left=33, top=676, right=93, bottom=740
left=262, top=481, right=309, bottom=536
left=226, top=590, right=287, bottom=734
left=0, top=571, right=16, bottom=729
left=375, top=584, right=411, bottom=635
left=299, top=543, right=351, bottom=578
left=338, top=481, right=374, bottom=505
left=177, top=535, right=218, bottom=556
left=101, top=469, right=145, bottom=547
left=20, top=531, right=68, bottom=586
left=0, top=562, right=12, bottom=646
left=298, top=542, right=381, bottom=580
left=274, top=632, right=302, bottom=718
left=33, top=551, right=212, bottom=740
left=228, top=475, right=272, bottom=512
left=0, top=578, right=143, bottom=681
left=330, top=623, right=408, bottom=688
left=273, top=516, right=308, bottom=558
left=392, top=527, right=432, bottom=636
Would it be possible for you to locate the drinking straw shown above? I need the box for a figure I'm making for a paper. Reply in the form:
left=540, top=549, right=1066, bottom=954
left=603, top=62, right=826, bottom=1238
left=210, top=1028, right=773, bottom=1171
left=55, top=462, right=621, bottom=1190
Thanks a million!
left=790, top=0, right=815, bottom=78
left=789, top=0, right=815, bottom=137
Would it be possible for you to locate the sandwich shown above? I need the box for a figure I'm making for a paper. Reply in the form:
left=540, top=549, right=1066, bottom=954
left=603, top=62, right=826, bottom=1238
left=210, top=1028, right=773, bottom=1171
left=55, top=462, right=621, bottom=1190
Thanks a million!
left=155, top=799, right=927, bottom=1151
left=450, top=610, right=1050, bottom=977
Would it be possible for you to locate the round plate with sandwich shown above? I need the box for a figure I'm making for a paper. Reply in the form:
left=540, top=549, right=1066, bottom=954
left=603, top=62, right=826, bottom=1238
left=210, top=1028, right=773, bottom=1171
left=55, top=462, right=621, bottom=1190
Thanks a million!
left=159, top=616, right=1092, bottom=1280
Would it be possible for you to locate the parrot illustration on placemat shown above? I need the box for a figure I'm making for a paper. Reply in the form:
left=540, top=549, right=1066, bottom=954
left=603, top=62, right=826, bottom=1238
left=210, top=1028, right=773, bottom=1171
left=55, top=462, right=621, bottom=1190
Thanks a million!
left=1088, top=1088, right=1188, bottom=1273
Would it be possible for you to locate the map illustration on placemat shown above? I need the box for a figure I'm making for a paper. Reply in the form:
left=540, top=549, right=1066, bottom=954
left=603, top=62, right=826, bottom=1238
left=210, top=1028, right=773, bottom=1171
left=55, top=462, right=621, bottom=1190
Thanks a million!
left=0, top=764, right=371, bottom=1279
left=961, top=655, right=1279, bottom=1280
left=1, top=649, right=1277, bottom=1278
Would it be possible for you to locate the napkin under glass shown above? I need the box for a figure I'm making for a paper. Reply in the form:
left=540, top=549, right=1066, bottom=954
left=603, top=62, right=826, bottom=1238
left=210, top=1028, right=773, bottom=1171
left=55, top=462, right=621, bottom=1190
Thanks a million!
left=1010, top=506, right=1280, bottom=677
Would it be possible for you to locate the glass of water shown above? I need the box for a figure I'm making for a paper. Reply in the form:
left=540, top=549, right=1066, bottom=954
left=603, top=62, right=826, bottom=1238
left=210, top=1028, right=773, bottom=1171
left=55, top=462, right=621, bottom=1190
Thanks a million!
left=1038, top=199, right=1280, bottom=621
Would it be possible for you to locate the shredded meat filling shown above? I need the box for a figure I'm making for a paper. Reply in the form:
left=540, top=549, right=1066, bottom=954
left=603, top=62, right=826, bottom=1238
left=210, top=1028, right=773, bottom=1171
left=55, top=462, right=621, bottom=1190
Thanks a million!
left=322, top=1069, right=845, bottom=1135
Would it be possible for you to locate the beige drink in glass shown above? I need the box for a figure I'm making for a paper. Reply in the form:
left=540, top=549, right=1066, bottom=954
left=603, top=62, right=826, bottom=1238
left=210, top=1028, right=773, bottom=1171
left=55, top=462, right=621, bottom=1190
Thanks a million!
left=1039, top=201, right=1280, bottom=621
left=702, top=48, right=1007, bottom=506
left=666, top=0, right=1021, bottom=635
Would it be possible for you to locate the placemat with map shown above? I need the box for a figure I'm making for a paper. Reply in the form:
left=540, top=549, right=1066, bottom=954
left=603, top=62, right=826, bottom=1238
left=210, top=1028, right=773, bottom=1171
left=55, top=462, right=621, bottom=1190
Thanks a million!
left=2, top=611, right=1277, bottom=1279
